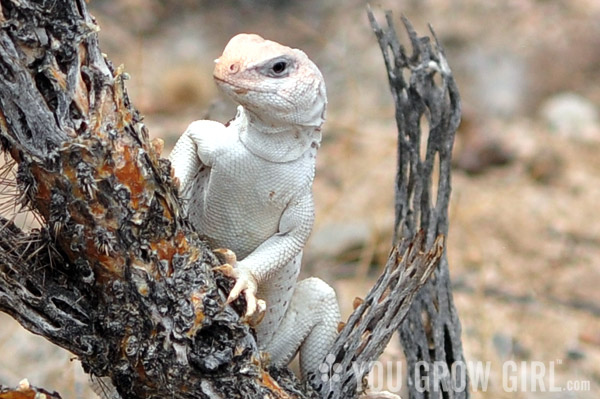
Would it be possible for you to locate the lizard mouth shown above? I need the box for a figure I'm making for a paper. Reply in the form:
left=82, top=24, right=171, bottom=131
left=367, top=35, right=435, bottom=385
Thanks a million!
left=213, top=76, right=251, bottom=95
left=213, top=76, right=277, bottom=95
left=213, top=76, right=296, bottom=109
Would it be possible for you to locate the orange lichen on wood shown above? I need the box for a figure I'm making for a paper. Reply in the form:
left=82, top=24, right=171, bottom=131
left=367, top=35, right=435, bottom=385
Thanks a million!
left=160, top=197, right=175, bottom=223
left=174, top=231, right=190, bottom=255
left=187, top=290, right=206, bottom=336
left=31, top=172, right=52, bottom=216
left=0, top=380, right=60, bottom=399
left=48, top=59, right=67, bottom=90
left=0, top=389, right=36, bottom=399
left=89, top=202, right=107, bottom=218
left=114, top=145, right=145, bottom=207
left=151, top=239, right=175, bottom=262
left=0, top=108, right=7, bottom=132
left=92, top=89, right=119, bottom=135
left=260, top=371, right=290, bottom=399
left=93, top=251, right=126, bottom=275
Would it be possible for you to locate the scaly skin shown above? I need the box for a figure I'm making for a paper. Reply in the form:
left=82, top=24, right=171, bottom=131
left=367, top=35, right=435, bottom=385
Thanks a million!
left=169, top=34, right=340, bottom=378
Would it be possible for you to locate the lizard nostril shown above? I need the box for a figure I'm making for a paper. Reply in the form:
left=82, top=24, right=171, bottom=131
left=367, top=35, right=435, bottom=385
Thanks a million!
left=229, top=63, right=239, bottom=73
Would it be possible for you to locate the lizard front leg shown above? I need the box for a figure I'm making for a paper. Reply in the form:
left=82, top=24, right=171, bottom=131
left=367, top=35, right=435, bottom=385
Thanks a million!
left=169, top=120, right=227, bottom=200
left=217, top=192, right=314, bottom=317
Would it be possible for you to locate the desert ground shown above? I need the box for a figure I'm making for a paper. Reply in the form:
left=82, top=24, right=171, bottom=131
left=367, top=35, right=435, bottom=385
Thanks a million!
left=1, top=1, right=599, bottom=398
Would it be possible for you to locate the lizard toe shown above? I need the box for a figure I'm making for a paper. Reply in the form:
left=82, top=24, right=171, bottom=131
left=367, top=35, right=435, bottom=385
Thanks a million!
left=245, top=299, right=266, bottom=327
left=225, top=267, right=259, bottom=318
left=213, top=248, right=237, bottom=265
left=213, top=263, right=237, bottom=278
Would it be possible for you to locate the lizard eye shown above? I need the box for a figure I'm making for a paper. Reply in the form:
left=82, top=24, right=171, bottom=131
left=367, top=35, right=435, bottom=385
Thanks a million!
left=262, top=57, right=293, bottom=78
left=271, top=61, right=288, bottom=75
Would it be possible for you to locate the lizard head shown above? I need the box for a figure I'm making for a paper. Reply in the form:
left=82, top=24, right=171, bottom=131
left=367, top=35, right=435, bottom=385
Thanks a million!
left=213, top=33, right=327, bottom=128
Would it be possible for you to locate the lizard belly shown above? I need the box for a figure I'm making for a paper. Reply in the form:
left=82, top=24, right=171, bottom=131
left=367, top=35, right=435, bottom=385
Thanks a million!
left=196, top=190, right=281, bottom=258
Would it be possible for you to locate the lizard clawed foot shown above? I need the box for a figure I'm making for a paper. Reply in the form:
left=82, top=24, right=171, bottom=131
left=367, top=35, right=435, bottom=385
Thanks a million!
left=213, top=248, right=265, bottom=324
left=247, top=298, right=266, bottom=327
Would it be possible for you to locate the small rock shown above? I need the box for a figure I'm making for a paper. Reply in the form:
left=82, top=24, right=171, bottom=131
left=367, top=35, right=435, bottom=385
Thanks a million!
left=461, top=47, right=528, bottom=118
left=454, top=111, right=514, bottom=174
left=455, top=139, right=513, bottom=174
left=526, top=151, right=563, bottom=184
left=579, top=331, right=600, bottom=346
left=492, top=333, right=530, bottom=359
left=492, top=333, right=513, bottom=359
left=565, top=347, right=586, bottom=361
left=539, top=92, right=599, bottom=141
left=306, top=220, right=372, bottom=260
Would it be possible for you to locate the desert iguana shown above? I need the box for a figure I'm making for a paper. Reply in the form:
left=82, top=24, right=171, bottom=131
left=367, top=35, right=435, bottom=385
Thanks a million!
left=169, top=33, right=341, bottom=379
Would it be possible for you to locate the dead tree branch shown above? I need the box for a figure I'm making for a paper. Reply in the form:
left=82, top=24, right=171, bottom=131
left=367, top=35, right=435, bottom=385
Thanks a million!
left=314, top=231, right=442, bottom=399
left=368, top=8, right=469, bottom=399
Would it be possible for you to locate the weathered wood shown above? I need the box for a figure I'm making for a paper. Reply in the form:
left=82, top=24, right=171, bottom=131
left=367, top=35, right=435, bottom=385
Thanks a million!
left=314, top=231, right=443, bottom=399
left=368, top=9, right=469, bottom=399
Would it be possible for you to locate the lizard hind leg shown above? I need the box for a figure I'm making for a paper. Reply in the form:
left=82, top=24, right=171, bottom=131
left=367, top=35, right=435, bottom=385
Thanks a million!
left=266, top=277, right=341, bottom=380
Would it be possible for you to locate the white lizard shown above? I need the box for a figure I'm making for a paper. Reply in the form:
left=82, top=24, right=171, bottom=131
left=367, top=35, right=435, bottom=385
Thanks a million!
left=169, top=33, right=341, bottom=378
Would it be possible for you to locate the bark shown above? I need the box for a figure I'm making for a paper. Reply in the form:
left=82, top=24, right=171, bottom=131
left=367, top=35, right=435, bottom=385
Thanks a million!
left=0, top=2, right=445, bottom=399
left=368, top=9, right=469, bottom=399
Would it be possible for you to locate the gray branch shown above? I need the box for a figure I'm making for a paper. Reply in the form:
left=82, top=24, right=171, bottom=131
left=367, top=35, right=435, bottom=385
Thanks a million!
left=313, top=231, right=443, bottom=398
left=368, top=8, right=469, bottom=399
left=311, top=9, right=466, bottom=399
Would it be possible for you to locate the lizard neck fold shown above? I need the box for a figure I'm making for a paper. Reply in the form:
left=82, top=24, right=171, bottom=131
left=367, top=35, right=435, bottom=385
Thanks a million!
left=235, top=106, right=322, bottom=163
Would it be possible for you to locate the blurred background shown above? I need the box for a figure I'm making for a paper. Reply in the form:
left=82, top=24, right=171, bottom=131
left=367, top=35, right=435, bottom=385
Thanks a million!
left=1, top=0, right=599, bottom=397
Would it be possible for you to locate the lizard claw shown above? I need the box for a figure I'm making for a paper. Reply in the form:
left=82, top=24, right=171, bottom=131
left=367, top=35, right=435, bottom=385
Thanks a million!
left=226, top=267, right=259, bottom=317
left=213, top=248, right=261, bottom=319
left=213, top=248, right=237, bottom=265
left=248, top=299, right=266, bottom=327
left=172, top=176, right=181, bottom=189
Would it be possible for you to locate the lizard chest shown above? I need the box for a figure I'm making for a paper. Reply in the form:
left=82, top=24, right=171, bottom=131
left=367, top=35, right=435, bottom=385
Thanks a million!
left=209, top=146, right=314, bottom=210
left=187, top=142, right=315, bottom=256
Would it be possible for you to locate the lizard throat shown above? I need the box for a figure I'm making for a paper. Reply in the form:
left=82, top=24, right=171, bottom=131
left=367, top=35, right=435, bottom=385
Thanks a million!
left=234, top=106, right=322, bottom=163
